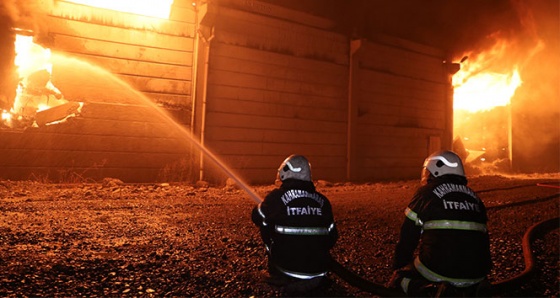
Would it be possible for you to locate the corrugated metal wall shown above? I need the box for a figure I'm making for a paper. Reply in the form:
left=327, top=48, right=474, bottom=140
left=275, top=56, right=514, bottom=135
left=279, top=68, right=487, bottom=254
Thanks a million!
left=195, top=1, right=451, bottom=184
left=0, top=0, right=198, bottom=183
left=0, top=0, right=453, bottom=184
left=194, top=2, right=350, bottom=184
left=349, top=37, right=452, bottom=181
left=47, top=0, right=195, bottom=116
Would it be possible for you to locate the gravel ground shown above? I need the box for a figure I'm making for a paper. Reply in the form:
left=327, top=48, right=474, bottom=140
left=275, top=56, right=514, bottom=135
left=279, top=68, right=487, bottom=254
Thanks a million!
left=0, top=174, right=558, bottom=297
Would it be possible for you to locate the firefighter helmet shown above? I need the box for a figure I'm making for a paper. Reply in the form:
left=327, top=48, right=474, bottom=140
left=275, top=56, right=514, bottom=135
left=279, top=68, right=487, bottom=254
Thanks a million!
left=421, top=150, right=465, bottom=183
left=277, top=154, right=312, bottom=182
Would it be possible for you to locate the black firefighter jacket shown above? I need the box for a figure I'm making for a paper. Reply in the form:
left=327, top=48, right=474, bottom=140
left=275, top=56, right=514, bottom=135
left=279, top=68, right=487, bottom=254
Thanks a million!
left=252, top=179, right=338, bottom=277
left=393, top=174, right=492, bottom=285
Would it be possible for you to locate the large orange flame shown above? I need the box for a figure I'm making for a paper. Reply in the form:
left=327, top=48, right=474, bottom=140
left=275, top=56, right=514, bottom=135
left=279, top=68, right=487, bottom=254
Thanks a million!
left=1, top=33, right=68, bottom=128
left=13, top=34, right=63, bottom=114
left=452, top=39, right=524, bottom=170
left=453, top=41, right=523, bottom=113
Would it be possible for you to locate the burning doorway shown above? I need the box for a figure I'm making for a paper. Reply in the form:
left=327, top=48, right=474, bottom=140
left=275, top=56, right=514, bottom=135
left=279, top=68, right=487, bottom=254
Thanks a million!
left=451, top=39, right=523, bottom=174
left=451, top=0, right=559, bottom=176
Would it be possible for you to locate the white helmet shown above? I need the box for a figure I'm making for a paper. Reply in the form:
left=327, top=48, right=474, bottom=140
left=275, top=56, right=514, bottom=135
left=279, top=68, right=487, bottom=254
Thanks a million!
left=421, top=150, right=465, bottom=183
left=277, top=154, right=312, bottom=182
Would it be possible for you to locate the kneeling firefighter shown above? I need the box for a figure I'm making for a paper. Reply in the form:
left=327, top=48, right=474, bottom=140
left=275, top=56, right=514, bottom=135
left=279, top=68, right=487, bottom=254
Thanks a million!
left=388, top=150, right=492, bottom=296
left=251, top=154, right=338, bottom=293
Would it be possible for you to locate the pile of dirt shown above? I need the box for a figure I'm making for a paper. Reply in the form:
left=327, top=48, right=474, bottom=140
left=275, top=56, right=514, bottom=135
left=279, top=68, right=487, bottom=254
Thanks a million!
left=0, top=174, right=558, bottom=297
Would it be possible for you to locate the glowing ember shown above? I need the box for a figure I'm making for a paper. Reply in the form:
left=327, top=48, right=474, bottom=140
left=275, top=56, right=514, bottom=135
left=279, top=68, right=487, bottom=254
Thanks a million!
left=66, top=0, right=174, bottom=19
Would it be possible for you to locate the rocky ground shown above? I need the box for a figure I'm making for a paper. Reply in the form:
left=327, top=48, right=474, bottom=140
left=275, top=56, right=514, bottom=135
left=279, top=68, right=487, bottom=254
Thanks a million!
left=0, top=174, right=558, bottom=297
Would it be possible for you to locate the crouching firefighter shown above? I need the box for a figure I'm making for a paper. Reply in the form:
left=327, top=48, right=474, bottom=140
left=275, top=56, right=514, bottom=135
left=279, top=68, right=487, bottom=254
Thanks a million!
left=252, top=154, right=338, bottom=293
left=388, top=150, right=492, bottom=297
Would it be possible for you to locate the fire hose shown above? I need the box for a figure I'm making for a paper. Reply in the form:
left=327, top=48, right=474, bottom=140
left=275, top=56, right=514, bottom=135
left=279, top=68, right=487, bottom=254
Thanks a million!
left=327, top=184, right=559, bottom=296
left=327, top=256, right=404, bottom=297
left=489, top=216, right=560, bottom=295
left=241, top=180, right=558, bottom=296
left=327, top=216, right=560, bottom=297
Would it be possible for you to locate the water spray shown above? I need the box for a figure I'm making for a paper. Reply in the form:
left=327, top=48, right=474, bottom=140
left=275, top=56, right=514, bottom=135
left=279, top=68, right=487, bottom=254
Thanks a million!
left=111, top=73, right=264, bottom=204
left=151, top=103, right=264, bottom=204
left=192, top=145, right=264, bottom=204
left=46, top=55, right=410, bottom=295
left=51, top=52, right=265, bottom=204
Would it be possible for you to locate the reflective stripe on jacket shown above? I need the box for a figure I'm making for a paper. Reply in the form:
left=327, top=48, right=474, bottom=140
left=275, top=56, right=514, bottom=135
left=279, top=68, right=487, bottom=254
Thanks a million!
left=275, top=265, right=328, bottom=279
left=275, top=223, right=335, bottom=236
left=406, top=208, right=487, bottom=232
left=251, top=179, right=338, bottom=277
left=393, top=175, right=491, bottom=280
left=414, top=257, right=485, bottom=287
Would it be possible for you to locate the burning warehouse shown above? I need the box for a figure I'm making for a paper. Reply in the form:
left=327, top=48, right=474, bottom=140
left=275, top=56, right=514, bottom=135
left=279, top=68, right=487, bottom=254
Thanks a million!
left=0, top=0, right=558, bottom=184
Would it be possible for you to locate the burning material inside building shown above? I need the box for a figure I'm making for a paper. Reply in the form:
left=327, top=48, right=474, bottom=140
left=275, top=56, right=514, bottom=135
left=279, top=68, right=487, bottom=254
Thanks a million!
left=451, top=40, right=524, bottom=174
left=0, top=0, right=558, bottom=184
left=0, top=46, right=196, bottom=182
left=449, top=1, right=559, bottom=174
left=331, top=0, right=559, bottom=175
left=3, top=31, right=71, bottom=129
left=0, top=0, right=199, bottom=183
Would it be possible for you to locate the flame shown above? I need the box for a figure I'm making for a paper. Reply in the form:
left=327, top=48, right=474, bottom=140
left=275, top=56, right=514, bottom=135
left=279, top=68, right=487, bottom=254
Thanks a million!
left=13, top=34, right=64, bottom=113
left=452, top=39, right=524, bottom=170
left=452, top=32, right=547, bottom=171
left=1, top=110, right=11, bottom=124
left=66, top=0, right=174, bottom=19
left=453, top=69, right=521, bottom=112
left=14, top=35, right=52, bottom=79
left=0, top=33, right=68, bottom=128
left=14, top=35, right=58, bottom=115
left=453, top=40, right=523, bottom=113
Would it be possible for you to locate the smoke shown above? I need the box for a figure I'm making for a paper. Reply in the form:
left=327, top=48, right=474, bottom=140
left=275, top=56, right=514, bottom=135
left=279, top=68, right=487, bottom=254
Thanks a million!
left=0, top=0, right=52, bottom=33
left=444, top=0, right=559, bottom=173
left=346, top=0, right=559, bottom=173
left=322, top=0, right=524, bottom=55
left=0, top=1, right=19, bottom=22
left=508, top=1, right=560, bottom=173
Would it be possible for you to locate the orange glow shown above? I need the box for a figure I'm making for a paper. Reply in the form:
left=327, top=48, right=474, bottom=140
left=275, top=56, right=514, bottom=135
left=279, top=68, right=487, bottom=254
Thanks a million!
left=14, top=35, right=52, bottom=81
left=453, top=40, right=523, bottom=113
left=453, top=69, right=521, bottom=112
left=66, top=0, right=174, bottom=19
left=5, top=33, right=66, bottom=126
left=1, top=110, right=11, bottom=123
left=452, top=39, right=525, bottom=171
left=14, top=34, right=55, bottom=116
